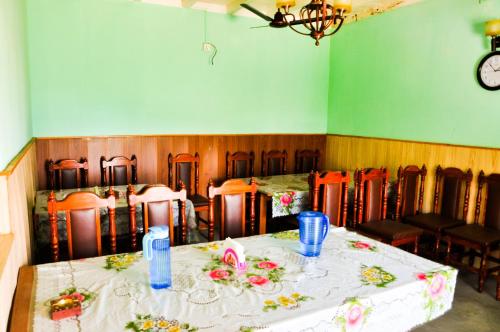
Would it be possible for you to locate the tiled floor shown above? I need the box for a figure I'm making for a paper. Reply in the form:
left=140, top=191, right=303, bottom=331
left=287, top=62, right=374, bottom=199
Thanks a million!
left=413, top=271, right=500, bottom=332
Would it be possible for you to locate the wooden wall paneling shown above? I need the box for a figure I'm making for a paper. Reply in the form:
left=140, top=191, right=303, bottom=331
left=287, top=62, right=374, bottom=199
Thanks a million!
left=35, top=135, right=327, bottom=191
left=87, top=137, right=109, bottom=186
left=0, top=141, right=37, bottom=331
left=137, top=136, right=159, bottom=185
left=325, top=135, right=500, bottom=223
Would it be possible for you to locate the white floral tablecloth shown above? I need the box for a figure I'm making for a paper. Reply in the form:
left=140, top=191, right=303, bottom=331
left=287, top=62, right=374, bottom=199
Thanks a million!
left=30, top=228, right=456, bottom=331
left=34, top=185, right=197, bottom=246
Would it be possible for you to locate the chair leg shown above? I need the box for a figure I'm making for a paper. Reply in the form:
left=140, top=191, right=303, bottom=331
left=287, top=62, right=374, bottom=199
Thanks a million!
left=496, top=273, right=500, bottom=301
left=478, top=247, right=489, bottom=293
left=468, top=250, right=476, bottom=267
left=445, top=237, right=452, bottom=265
left=434, top=234, right=441, bottom=260
left=413, top=236, right=419, bottom=255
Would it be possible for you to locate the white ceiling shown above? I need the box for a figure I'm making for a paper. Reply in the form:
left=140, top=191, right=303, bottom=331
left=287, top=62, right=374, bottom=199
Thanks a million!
left=139, top=0, right=423, bottom=23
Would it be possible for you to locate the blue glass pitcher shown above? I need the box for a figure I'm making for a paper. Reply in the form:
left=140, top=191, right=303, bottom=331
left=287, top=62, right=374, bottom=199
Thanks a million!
left=297, top=211, right=329, bottom=257
left=143, top=226, right=172, bottom=289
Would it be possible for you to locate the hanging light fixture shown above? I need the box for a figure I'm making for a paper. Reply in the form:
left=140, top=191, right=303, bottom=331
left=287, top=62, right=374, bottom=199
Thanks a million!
left=280, top=0, right=352, bottom=46
left=241, top=0, right=352, bottom=46
left=485, top=19, right=500, bottom=51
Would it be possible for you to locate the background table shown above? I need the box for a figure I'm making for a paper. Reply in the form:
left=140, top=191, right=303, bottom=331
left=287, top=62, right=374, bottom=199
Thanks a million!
left=33, top=184, right=197, bottom=247
left=251, top=173, right=397, bottom=234
left=11, top=228, right=457, bottom=331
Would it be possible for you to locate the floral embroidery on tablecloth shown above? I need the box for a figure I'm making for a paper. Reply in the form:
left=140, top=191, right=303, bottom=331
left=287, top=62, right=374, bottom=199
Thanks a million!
left=270, top=230, right=299, bottom=241
left=416, top=269, right=455, bottom=321
left=347, top=240, right=378, bottom=252
left=193, top=242, right=221, bottom=252
left=125, top=314, right=198, bottom=332
left=263, top=293, right=313, bottom=312
left=272, top=192, right=297, bottom=215
left=334, top=297, right=372, bottom=332
left=271, top=191, right=309, bottom=217
left=360, top=265, right=396, bottom=288
left=104, top=252, right=141, bottom=271
left=202, top=255, right=285, bottom=288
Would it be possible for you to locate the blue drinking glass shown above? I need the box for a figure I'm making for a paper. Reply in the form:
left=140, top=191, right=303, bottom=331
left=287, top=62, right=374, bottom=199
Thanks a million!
left=298, top=211, right=329, bottom=257
left=143, top=226, right=172, bottom=289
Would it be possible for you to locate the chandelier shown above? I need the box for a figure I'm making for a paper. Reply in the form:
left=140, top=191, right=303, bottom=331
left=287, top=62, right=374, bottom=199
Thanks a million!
left=241, top=1, right=352, bottom=46
left=279, top=0, right=352, bottom=45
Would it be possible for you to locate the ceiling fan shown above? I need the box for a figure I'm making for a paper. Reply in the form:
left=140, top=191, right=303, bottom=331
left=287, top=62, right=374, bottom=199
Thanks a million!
left=240, top=1, right=352, bottom=46
left=241, top=3, right=295, bottom=28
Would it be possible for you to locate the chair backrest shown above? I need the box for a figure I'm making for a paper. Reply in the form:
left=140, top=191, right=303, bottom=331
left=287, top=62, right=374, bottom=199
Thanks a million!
left=395, top=165, right=427, bottom=219
left=475, top=172, right=500, bottom=231
left=310, top=171, right=350, bottom=227
left=101, top=155, right=137, bottom=186
left=261, top=150, right=287, bottom=176
left=295, top=149, right=320, bottom=174
left=433, top=166, right=472, bottom=220
left=47, top=190, right=116, bottom=262
left=47, top=159, right=88, bottom=190
left=226, top=151, right=255, bottom=179
left=354, top=168, right=389, bottom=224
left=127, top=184, right=187, bottom=249
left=168, top=153, right=200, bottom=196
left=208, top=178, right=257, bottom=240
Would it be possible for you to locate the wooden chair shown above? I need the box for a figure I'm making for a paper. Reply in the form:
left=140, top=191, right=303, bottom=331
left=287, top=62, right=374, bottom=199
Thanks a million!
left=309, top=171, right=349, bottom=227
left=445, top=172, right=500, bottom=293
left=127, top=184, right=187, bottom=249
left=101, top=155, right=137, bottom=186
left=395, top=165, right=427, bottom=220
left=47, top=159, right=89, bottom=190
left=226, top=151, right=255, bottom=179
left=404, top=166, right=472, bottom=256
left=295, top=149, right=320, bottom=174
left=168, top=152, right=209, bottom=215
left=261, top=150, right=287, bottom=176
left=354, top=168, right=423, bottom=253
left=208, top=178, right=257, bottom=241
left=47, top=190, right=116, bottom=262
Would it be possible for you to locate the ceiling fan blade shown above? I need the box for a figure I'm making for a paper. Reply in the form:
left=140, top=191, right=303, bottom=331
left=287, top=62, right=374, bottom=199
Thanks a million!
left=240, top=4, right=273, bottom=22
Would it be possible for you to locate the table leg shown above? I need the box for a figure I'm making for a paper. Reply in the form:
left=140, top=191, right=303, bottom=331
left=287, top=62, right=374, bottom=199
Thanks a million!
left=259, top=194, right=267, bottom=235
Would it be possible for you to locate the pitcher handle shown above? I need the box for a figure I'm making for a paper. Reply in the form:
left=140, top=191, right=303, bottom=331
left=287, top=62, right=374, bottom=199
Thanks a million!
left=322, top=214, right=330, bottom=240
left=143, top=235, right=154, bottom=261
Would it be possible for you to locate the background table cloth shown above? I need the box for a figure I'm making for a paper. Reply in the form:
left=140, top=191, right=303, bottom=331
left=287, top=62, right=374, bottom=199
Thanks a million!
left=34, top=185, right=197, bottom=246
left=30, top=228, right=456, bottom=331
left=251, top=173, right=398, bottom=220
left=251, top=174, right=311, bottom=218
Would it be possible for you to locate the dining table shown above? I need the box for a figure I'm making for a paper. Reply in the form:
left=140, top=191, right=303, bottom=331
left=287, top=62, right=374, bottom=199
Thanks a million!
left=11, top=228, right=457, bottom=331
left=33, top=184, right=199, bottom=248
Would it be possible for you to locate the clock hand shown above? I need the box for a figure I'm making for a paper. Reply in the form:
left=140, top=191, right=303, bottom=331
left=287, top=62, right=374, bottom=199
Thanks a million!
left=488, top=63, right=500, bottom=72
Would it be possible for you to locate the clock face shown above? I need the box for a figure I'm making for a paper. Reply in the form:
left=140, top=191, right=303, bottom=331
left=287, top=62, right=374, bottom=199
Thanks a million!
left=477, top=51, right=500, bottom=90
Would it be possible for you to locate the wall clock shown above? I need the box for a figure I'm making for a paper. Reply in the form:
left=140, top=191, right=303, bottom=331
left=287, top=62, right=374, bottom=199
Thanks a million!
left=477, top=51, right=500, bottom=90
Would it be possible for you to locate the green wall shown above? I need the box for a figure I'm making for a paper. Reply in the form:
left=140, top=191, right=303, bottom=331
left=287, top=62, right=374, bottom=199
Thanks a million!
left=0, top=0, right=32, bottom=169
left=328, top=0, right=500, bottom=148
left=27, top=0, right=330, bottom=137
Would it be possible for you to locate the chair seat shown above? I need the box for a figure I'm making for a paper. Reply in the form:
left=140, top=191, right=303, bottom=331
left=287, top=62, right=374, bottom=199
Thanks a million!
left=189, top=194, right=209, bottom=208
left=445, top=224, right=500, bottom=246
left=404, top=213, right=465, bottom=233
left=357, top=220, right=423, bottom=241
